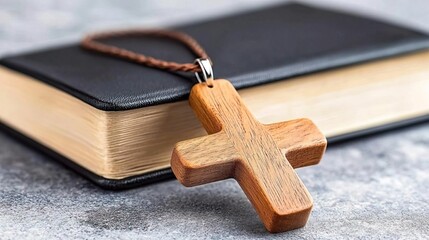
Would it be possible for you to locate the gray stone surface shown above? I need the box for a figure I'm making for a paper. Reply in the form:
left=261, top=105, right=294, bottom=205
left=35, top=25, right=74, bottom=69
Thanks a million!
left=0, top=1, right=428, bottom=239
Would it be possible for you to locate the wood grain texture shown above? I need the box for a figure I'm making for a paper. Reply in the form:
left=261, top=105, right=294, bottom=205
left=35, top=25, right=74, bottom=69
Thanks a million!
left=171, top=80, right=327, bottom=232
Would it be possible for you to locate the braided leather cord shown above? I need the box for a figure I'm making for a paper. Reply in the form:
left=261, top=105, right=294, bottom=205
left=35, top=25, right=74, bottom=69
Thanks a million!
left=81, top=29, right=211, bottom=73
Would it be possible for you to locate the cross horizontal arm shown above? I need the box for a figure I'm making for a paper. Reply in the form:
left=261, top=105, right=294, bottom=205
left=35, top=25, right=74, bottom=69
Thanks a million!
left=172, top=120, right=325, bottom=187
left=264, top=118, right=327, bottom=168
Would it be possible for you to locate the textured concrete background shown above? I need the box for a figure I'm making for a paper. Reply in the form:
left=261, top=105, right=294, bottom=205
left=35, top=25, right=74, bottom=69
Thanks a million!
left=0, top=0, right=428, bottom=239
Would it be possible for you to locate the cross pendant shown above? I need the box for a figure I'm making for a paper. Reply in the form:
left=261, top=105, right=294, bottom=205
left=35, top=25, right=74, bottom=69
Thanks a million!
left=171, top=80, right=327, bottom=233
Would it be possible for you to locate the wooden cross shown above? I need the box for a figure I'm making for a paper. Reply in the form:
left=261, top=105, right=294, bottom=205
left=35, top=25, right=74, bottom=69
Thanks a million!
left=171, top=80, right=327, bottom=233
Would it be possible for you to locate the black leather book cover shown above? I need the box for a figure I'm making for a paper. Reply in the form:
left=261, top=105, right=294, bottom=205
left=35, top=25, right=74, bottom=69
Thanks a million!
left=1, top=3, right=429, bottom=189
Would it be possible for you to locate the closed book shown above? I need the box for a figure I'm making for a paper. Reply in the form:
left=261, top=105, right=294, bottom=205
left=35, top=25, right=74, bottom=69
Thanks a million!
left=1, top=3, right=428, bottom=189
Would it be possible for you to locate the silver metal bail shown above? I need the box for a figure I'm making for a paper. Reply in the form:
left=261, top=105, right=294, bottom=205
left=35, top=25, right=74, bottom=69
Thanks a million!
left=194, top=58, right=214, bottom=87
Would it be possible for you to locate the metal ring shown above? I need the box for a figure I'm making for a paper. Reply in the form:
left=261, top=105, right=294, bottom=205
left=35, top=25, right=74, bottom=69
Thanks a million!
left=194, top=58, right=214, bottom=87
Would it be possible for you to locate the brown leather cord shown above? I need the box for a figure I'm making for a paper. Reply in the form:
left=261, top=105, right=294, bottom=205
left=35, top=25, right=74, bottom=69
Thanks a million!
left=81, top=29, right=211, bottom=73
